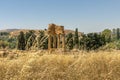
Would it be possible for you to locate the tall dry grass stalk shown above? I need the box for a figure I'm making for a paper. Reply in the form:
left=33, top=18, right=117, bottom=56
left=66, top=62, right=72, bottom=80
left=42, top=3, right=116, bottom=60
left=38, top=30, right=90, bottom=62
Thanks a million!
left=0, top=50, right=120, bottom=80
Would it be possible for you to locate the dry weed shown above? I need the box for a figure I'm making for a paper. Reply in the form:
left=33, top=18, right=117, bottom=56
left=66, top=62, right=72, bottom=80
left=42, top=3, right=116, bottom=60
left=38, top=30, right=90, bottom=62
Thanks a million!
left=0, top=50, right=120, bottom=80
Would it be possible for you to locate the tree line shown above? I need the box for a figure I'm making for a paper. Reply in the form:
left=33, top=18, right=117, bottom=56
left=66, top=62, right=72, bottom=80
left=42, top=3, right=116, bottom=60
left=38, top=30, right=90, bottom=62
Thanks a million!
left=1, top=28, right=120, bottom=51
left=17, top=28, right=109, bottom=51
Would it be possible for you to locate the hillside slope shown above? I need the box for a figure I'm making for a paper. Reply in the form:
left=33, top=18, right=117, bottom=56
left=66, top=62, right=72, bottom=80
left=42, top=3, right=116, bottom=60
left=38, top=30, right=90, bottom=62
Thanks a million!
left=0, top=29, right=83, bottom=37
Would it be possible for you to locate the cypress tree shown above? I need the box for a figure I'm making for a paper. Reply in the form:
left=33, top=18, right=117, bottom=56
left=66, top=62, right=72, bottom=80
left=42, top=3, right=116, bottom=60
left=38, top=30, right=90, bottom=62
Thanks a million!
left=26, top=33, right=36, bottom=50
left=74, top=28, right=79, bottom=49
left=17, top=31, right=25, bottom=50
left=112, top=28, right=116, bottom=39
left=37, top=31, right=48, bottom=49
left=66, top=33, right=74, bottom=50
left=25, top=30, right=34, bottom=45
left=79, top=34, right=86, bottom=50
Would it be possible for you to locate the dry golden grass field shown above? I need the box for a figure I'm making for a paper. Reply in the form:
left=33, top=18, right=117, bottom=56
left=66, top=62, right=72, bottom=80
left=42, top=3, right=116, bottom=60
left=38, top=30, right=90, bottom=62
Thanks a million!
left=0, top=50, right=120, bottom=80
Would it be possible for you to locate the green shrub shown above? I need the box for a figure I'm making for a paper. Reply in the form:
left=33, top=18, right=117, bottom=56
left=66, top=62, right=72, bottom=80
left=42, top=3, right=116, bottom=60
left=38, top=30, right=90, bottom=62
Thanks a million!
left=0, top=41, right=9, bottom=49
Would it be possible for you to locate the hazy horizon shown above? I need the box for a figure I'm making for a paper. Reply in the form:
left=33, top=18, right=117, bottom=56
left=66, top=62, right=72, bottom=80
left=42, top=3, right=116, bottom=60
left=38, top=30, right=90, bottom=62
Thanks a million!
left=0, top=0, right=120, bottom=33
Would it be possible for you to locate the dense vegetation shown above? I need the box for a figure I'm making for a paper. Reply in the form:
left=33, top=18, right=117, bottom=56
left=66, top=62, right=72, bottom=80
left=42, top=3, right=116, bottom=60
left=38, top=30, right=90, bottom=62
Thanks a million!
left=0, top=28, right=120, bottom=51
left=0, top=32, right=16, bottom=49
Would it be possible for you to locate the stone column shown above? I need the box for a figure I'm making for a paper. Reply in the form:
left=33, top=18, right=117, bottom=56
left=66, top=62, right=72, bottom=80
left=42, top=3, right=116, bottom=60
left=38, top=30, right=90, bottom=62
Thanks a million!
left=57, top=34, right=60, bottom=48
left=62, top=34, right=65, bottom=51
left=48, top=35, right=51, bottom=50
left=53, top=35, right=57, bottom=48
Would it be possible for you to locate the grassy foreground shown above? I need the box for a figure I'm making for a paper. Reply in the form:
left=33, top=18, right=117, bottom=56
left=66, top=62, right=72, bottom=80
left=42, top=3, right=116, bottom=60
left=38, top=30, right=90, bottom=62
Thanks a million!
left=0, top=50, right=120, bottom=80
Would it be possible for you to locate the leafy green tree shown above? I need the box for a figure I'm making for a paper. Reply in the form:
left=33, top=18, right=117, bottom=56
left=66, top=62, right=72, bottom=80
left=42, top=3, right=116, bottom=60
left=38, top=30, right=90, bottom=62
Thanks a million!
left=74, top=28, right=79, bottom=49
left=116, top=40, right=120, bottom=50
left=116, top=28, right=120, bottom=40
left=0, top=32, right=9, bottom=36
left=7, top=37, right=17, bottom=49
left=17, top=31, right=26, bottom=50
left=79, top=33, right=106, bottom=51
left=102, top=29, right=112, bottom=42
left=66, top=33, right=74, bottom=50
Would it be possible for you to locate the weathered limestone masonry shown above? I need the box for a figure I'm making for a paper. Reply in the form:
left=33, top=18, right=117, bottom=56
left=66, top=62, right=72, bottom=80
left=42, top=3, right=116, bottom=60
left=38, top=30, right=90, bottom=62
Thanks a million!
left=48, top=23, right=65, bottom=51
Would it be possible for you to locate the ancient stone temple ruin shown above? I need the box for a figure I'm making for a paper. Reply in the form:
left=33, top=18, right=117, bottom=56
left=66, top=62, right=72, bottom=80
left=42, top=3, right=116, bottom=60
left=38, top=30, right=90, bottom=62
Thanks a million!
left=47, top=23, right=65, bottom=51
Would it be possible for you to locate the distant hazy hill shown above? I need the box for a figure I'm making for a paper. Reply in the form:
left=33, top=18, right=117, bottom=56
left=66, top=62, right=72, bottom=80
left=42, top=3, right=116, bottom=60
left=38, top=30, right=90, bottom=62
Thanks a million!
left=0, top=29, right=82, bottom=37
left=0, top=29, right=19, bottom=33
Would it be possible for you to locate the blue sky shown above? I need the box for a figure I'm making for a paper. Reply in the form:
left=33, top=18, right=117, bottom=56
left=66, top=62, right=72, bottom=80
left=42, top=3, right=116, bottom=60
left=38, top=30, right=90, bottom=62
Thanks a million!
left=0, top=0, right=120, bottom=33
